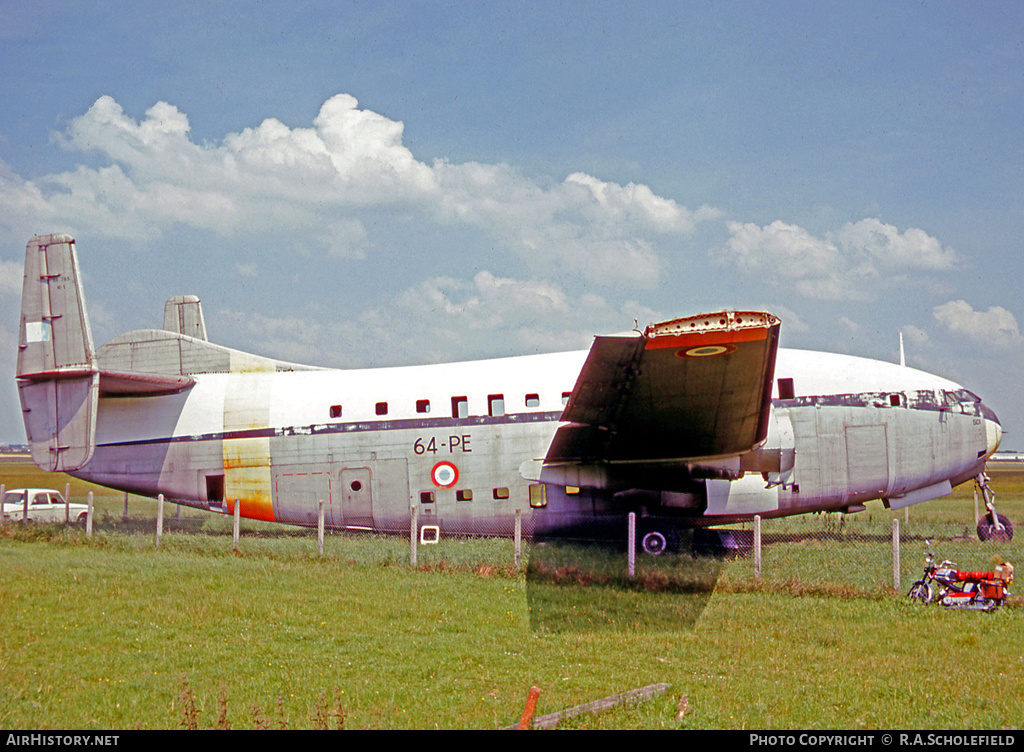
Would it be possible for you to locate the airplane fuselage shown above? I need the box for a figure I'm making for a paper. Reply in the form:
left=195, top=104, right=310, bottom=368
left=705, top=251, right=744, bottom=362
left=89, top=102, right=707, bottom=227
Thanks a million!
left=16, top=235, right=1003, bottom=549
left=71, top=346, right=1000, bottom=541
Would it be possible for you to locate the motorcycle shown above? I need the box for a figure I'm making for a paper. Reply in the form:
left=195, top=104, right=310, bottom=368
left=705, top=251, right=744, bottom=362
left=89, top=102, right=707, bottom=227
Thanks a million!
left=907, top=541, right=1013, bottom=612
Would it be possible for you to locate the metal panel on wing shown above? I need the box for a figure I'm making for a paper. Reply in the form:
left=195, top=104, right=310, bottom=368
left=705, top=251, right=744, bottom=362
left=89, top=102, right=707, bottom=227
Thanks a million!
left=546, top=311, right=780, bottom=463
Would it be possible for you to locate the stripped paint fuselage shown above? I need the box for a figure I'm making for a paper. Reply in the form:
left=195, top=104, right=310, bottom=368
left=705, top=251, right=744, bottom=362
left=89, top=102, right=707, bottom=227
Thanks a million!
left=73, top=346, right=1000, bottom=539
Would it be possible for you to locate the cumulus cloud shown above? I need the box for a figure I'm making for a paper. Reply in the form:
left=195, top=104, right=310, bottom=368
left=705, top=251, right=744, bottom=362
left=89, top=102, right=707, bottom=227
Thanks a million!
left=1, top=94, right=715, bottom=287
left=933, top=300, right=1022, bottom=348
left=717, top=218, right=958, bottom=300
left=219, top=269, right=659, bottom=369
left=833, top=218, right=958, bottom=271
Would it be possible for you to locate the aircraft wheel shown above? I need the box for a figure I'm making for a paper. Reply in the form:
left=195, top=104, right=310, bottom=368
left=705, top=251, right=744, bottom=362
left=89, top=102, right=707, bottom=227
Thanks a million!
left=907, top=581, right=932, bottom=604
left=977, top=514, right=1014, bottom=542
left=639, top=528, right=678, bottom=556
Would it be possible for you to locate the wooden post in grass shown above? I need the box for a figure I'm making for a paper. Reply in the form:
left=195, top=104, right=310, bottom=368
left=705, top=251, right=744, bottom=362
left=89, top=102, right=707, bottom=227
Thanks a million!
left=317, top=500, right=325, bottom=556
left=627, top=512, right=636, bottom=579
left=87, top=492, right=94, bottom=538
left=410, top=504, right=418, bottom=567
left=892, top=519, right=901, bottom=591
left=123, top=491, right=129, bottom=522
left=233, top=499, right=241, bottom=551
left=514, top=508, right=522, bottom=571
left=65, top=483, right=71, bottom=524
left=156, top=494, right=164, bottom=548
left=754, top=515, right=762, bottom=581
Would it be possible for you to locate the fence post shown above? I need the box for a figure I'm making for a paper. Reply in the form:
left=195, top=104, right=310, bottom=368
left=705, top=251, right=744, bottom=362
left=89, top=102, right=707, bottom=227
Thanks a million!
left=410, top=504, right=418, bottom=567
left=754, top=515, right=762, bottom=581
left=317, top=500, right=325, bottom=557
left=627, top=512, right=636, bottom=579
left=123, top=491, right=129, bottom=522
left=86, top=491, right=94, bottom=538
left=156, top=494, right=164, bottom=548
left=65, top=483, right=71, bottom=524
left=892, top=518, right=901, bottom=591
left=514, top=508, right=522, bottom=571
left=233, top=499, right=241, bottom=551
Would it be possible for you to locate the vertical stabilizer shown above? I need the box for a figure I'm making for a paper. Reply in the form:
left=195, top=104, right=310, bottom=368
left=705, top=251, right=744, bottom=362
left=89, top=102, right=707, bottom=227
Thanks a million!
left=163, top=295, right=208, bottom=341
left=17, top=234, right=99, bottom=471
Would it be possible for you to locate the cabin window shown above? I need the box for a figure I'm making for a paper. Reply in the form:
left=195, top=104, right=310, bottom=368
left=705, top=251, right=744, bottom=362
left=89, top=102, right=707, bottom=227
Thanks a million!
left=566, top=486, right=580, bottom=495
left=778, top=378, right=795, bottom=400
left=529, top=484, right=547, bottom=508
left=375, top=401, right=388, bottom=416
left=889, top=394, right=901, bottom=407
left=456, top=490, right=473, bottom=502
left=452, top=396, right=468, bottom=419
left=525, top=393, right=540, bottom=408
left=493, top=487, right=510, bottom=500
left=488, top=394, right=505, bottom=417
left=420, top=491, right=435, bottom=504
left=561, top=392, right=571, bottom=405
left=330, top=404, right=342, bottom=419
left=416, top=399, right=430, bottom=414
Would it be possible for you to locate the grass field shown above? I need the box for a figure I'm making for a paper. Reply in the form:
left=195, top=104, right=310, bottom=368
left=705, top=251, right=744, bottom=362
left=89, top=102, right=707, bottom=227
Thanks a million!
left=1, top=457, right=1022, bottom=730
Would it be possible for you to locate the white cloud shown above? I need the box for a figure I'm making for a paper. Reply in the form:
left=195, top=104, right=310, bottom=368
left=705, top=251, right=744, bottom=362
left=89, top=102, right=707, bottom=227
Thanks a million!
left=219, top=270, right=652, bottom=369
left=717, top=218, right=958, bottom=301
left=901, top=324, right=930, bottom=349
left=719, top=220, right=869, bottom=300
left=1, top=94, right=715, bottom=288
left=933, top=300, right=1022, bottom=349
left=833, top=219, right=958, bottom=271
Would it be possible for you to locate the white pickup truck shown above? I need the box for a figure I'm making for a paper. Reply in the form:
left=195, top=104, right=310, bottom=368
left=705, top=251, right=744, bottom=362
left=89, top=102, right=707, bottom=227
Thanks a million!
left=1, top=488, right=89, bottom=525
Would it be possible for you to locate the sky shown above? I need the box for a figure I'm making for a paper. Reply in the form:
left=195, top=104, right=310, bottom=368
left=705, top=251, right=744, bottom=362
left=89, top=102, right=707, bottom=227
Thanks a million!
left=0, top=1, right=1022, bottom=446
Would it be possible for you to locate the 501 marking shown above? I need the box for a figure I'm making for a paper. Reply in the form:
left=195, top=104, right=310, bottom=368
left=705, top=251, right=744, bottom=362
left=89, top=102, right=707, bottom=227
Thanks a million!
left=413, top=435, right=472, bottom=455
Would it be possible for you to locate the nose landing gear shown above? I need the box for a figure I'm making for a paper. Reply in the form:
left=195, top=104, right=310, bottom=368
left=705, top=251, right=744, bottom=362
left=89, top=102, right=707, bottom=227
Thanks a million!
left=976, top=473, right=1013, bottom=542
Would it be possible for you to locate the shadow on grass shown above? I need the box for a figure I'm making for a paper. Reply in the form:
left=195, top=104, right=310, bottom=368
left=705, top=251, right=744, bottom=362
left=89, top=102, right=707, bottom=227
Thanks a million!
left=525, top=539, right=723, bottom=633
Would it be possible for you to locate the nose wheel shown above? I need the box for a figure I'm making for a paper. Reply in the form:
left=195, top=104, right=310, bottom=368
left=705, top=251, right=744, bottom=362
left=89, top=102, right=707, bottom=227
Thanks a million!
left=976, top=473, right=1013, bottom=542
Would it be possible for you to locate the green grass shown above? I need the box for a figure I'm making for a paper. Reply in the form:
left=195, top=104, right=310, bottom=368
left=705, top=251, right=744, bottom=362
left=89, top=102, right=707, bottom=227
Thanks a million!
left=2, top=457, right=1023, bottom=729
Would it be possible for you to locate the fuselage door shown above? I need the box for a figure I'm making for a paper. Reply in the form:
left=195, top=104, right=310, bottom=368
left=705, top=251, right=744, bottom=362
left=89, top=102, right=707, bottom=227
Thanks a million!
left=340, top=467, right=373, bottom=529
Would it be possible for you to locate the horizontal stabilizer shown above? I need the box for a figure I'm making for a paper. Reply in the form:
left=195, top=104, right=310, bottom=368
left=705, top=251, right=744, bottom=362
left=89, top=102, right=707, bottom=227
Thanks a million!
left=98, top=369, right=195, bottom=396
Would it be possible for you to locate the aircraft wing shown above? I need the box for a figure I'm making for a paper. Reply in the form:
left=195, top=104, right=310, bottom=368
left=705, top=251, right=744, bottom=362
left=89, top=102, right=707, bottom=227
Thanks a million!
left=546, top=311, right=780, bottom=464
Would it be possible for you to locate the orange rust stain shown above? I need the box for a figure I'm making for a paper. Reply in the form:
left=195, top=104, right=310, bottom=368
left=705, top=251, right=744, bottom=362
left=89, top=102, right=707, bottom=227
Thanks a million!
left=223, top=437, right=275, bottom=522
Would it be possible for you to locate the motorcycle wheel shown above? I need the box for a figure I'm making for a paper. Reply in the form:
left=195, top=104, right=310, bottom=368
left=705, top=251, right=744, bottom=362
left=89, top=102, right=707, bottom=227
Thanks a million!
left=908, top=581, right=933, bottom=604
left=977, top=513, right=1014, bottom=542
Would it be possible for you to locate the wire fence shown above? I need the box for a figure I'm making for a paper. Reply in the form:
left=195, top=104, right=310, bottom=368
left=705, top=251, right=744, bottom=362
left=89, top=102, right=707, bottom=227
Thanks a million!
left=6, top=487, right=1021, bottom=604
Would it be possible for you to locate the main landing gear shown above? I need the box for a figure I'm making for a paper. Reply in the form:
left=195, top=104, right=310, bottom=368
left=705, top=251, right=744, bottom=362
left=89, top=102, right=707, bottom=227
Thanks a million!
left=976, top=473, right=1013, bottom=542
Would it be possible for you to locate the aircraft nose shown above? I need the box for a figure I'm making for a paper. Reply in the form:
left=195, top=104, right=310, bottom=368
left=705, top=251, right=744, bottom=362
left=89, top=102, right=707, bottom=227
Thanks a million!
left=982, top=403, right=1002, bottom=458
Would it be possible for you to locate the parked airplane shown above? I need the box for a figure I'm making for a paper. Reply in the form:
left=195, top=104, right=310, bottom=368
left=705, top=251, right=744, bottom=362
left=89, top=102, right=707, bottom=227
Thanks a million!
left=15, top=234, right=1010, bottom=552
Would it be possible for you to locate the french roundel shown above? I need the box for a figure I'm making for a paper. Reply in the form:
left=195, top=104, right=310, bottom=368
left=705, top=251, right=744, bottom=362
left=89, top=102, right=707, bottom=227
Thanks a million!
left=431, top=461, right=459, bottom=488
left=676, top=343, right=736, bottom=358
